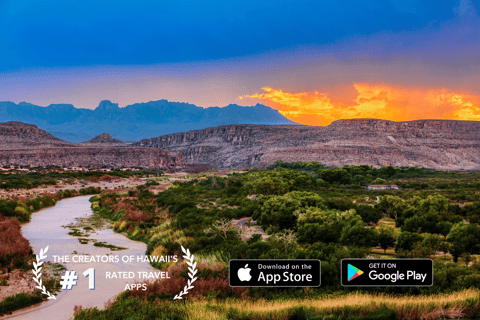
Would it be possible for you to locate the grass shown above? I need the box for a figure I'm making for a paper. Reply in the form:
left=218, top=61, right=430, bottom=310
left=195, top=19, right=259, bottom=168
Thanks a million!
left=180, top=289, right=480, bottom=320
left=63, top=212, right=112, bottom=231
left=0, top=292, right=43, bottom=316
left=93, top=242, right=127, bottom=251
left=67, top=229, right=85, bottom=237
left=74, top=289, right=480, bottom=319
left=78, top=238, right=90, bottom=244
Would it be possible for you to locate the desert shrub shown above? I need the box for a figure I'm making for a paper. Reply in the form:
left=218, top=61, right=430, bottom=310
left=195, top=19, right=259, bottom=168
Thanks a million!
left=0, top=214, right=32, bottom=267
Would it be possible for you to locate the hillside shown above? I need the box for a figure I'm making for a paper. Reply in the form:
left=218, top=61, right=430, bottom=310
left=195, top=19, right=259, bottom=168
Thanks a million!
left=0, top=121, right=74, bottom=149
left=0, top=122, right=183, bottom=169
left=0, top=100, right=297, bottom=142
left=134, top=119, right=480, bottom=170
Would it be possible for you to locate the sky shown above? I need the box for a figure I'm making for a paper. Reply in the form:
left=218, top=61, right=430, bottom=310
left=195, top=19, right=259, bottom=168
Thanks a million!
left=1, top=0, right=480, bottom=125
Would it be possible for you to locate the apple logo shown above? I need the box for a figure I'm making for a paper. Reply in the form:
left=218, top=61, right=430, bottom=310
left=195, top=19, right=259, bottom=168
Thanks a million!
left=237, top=264, right=252, bottom=281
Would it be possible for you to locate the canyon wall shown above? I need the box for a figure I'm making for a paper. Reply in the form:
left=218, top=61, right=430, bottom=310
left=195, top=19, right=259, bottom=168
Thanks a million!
left=134, top=119, right=480, bottom=170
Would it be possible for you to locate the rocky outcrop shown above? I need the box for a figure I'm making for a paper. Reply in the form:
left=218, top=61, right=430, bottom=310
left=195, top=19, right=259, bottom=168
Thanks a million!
left=0, top=122, right=184, bottom=169
left=81, top=133, right=128, bottom=147
left=0, top=147, right=183, bottom=170
left=85, top=133, right=123, bottom=144
left=134, top=119, right=480, bottom=170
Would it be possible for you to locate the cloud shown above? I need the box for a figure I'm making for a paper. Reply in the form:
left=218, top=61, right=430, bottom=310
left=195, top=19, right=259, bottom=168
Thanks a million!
left=240, top=84, right=480, bottom=125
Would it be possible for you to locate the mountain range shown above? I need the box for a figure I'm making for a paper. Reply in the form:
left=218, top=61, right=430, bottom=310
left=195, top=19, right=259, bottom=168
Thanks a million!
left=0, top=100, right=297, bottom=142
left=1, top=117, right=480, bottom=170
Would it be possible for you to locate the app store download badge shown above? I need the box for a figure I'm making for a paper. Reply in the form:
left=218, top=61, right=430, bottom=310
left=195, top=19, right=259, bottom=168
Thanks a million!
left=341, top=259, right=433, bottom=287
left=229, top=259, right=321, bottom=287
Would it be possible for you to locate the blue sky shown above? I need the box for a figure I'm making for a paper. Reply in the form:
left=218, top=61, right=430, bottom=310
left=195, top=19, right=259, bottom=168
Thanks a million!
left=0, top=0, right=466, bottom=70
left=1, top=0, right=480, bottom=124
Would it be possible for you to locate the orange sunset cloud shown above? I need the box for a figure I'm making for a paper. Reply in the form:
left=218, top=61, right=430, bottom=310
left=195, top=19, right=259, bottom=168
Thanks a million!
left=239, top=84, right=480, bottom=126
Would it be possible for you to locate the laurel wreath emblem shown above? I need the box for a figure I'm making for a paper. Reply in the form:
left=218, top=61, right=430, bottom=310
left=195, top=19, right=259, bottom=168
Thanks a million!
left=32, top=246, right=56, bottom=300
left=173, top=246, right=197, bottom=300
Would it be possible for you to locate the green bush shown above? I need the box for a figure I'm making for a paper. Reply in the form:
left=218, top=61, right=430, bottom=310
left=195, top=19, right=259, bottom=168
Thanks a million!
left=0, top=292, right=43, bottom=315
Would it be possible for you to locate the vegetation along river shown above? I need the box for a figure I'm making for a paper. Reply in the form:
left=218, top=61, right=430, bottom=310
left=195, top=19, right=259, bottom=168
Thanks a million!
left=6, top=196, right=157, bottom=320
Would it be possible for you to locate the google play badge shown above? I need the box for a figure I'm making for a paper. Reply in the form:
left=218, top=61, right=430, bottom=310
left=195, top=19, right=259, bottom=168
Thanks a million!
left=348, top=264, right=364, bottom=281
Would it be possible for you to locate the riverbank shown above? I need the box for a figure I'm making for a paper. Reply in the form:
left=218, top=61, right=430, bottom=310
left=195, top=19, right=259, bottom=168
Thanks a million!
left=1, top=196, right=161, bottom=319
left=0, top=173, right=181, bottom=316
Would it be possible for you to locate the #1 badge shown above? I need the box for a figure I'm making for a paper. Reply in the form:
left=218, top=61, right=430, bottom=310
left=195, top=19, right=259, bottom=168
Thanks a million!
left=341, top=259, right=433, bottom=287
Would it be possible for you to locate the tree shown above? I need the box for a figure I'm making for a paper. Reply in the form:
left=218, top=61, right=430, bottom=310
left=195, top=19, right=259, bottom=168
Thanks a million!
left=373, top=178, right=387, bottom=184
left=257, top=191, right=327, bottom=231
left=422, top=234, right=445, bottom=257
left=377, top=225, right=396, bottom=253
left=297, top=208, right=362, bottom=244
left=244, top=177, right=289, bottom=195
left=355, top=205, right=382, bottom=224
left=446, top=223, right=480, bottom=262
left=317, top=168, right=351, bottom=185
left=341, top=224, right=377, bottom=248
left=377, top=195, right=405, bottom=219
left=258, top=195, right=300, bottom=231
left=402, top=215, right=427, bottom=233
left=380, top=166, right=396, bottom=178
left=204, top=218, right=235, bottom=240
left=234, top=225, right=256, bottom=242
left=409, top=241, right=434, bottom=258
left=436, top=221, right=453, bottom=237
left=378, top=233, right=395, bottom=253
left=394, top=231, right=423, bottom=253
left=273, top=229, right=297, bottom=253
left=315, top=178, right=330, bottom=188
left=461, top=252, right=473, bottom=266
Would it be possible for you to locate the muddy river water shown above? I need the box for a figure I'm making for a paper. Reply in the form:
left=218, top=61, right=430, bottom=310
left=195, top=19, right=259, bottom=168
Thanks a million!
left=6, top=195, right=158, bottom=320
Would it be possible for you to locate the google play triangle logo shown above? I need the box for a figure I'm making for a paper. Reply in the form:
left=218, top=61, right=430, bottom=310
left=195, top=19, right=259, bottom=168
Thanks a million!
left=348, top=264, right=364, bottom=281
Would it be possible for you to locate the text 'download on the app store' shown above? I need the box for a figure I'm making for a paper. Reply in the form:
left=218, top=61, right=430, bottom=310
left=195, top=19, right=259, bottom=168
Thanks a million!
left=229, top=259, right=321, bottom=287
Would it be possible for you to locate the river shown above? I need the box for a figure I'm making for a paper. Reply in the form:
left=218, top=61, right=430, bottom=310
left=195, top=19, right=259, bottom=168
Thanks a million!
left=4, top=195, right=158, bottom=320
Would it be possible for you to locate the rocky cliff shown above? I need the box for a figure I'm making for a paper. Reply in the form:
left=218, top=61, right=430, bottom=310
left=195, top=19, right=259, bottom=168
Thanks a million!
left=0, top=147, right=181, bottom=169
left=0, top=122, right=184, bottom=169
left=134, top=119, right=480, bottom=170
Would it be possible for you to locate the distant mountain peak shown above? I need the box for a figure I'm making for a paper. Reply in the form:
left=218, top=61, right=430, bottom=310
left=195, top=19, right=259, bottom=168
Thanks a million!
left=18, top=102, right=37, bottom=107
left=86, top=133, right=123, bottom=144
left=96, top=100, right=119, bottom=111
left=47, top=103, right=76, bottom=110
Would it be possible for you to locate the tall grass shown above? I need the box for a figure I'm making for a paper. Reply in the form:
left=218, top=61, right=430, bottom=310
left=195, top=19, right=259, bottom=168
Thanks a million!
left=75, top=289, right=480, bottom=320
left=181, top=289, right=480, bottom=320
